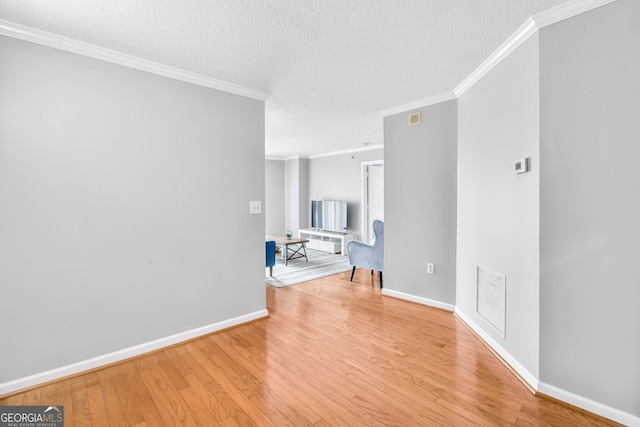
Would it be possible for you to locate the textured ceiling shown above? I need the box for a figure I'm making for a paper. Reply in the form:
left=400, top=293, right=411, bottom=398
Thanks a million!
left=0, top=0, right=571, bottom=157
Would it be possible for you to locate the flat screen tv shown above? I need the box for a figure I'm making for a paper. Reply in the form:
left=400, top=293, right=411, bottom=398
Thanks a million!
left=311, top=200, right=348, bottom=233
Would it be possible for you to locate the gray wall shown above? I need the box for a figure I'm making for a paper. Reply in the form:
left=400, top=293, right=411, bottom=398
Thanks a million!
left=539, top=0, right=640, bottom=416
left=0, top=36, right=266, bottom=383
left=265, top=159, right=285, bottom=235
left=308, top=148, right=384, bottom=237
left=284, top=157, right=309, bottom=234
left=299, top=158, right=309, bottom=231
left=284, top=158, right=299, bottom=233
left=384, top=101, right=457, bottom=304
left=456, top=35, right=540, bottom=377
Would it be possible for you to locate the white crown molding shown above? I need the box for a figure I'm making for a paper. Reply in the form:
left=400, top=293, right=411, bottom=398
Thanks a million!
left=306, top=143, right=384, bottom=159
left=533, top=0, right=618, bottom=29
left=283, top=154, right=308, bottom=161
left=0, top=19, right=271, bottom=101
left=382, top=0, right=620, bottom=104
left=454, top=0, right=619, bottom=97
left=0, top=309, right=269, bottom=396
left=538, top=382, right=640, bottom=427
left=264, top=144, right=384, bottom=162
left=268, top=144, right=384, bottom=161
left=379, top=91, right=456, bottom=117
left=454, top=18, right=538, bottom=98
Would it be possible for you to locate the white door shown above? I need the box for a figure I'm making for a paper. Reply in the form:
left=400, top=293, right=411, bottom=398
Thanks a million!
left=366, top=164, right=384, bottom=242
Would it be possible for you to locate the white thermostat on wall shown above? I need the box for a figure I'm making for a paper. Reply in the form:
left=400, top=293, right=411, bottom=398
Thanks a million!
left=513, top=158, right=529, bottom=174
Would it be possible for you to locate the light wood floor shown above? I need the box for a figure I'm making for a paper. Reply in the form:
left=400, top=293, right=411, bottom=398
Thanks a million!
left=1, top=269, right=620, bottom=426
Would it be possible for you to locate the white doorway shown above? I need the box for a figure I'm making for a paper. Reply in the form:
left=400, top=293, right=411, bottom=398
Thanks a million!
left=360, top=161, right=384, bottom=243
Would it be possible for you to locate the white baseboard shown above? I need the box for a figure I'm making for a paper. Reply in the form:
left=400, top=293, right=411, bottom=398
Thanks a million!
left=372, top=291, right=639, bottom=424
left=0, top=309, right=269, bottom=396
left=538, top=382, right=640, bottom=427
left=381, top=288, right=455, bottom=312
left=456, top=308, right=640, bottom=426
left=454, top=307, right=539, bottom=391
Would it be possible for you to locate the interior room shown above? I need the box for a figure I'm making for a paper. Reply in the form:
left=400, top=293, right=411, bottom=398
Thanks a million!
left=1, top=0, right=638, bottom=425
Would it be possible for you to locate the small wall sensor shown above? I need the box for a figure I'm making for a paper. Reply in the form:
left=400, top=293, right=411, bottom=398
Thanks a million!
left=408, top=112, right=421, bottom=126
left=513, top=158, right=529, bottom=174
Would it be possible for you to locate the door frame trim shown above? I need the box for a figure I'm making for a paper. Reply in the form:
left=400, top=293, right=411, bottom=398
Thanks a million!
left=360, top=160, right=384, bottom=242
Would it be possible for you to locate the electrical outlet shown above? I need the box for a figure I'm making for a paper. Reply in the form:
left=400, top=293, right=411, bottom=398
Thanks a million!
left=250, top=201, right=262, bottom=214
left=427, top=263, right=434, bottom=274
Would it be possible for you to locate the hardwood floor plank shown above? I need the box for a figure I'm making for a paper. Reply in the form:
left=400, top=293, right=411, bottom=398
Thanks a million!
left=173, top=347, right=254, bottom=425
left=71, top=397, right=93, bottom=427
left=202, top=346, right=291, bottom=427
left=96, top=367, right=131, bottom=427
left=53, top=378, right=74, bottom=427
left=263, top=288, right=503, bottom=425
left=178, top=385, right=222, bottom=426
left=85, top=383, right=110, bottom=426
left=208, top=331, right=324, bottom=426
left=186, top=338, right=283, bottom=427
left=134, top=357, right=201, bottom=426
left=151, top=351, right=190, bottom=391
left=113, top=364, right=148, bottom=426
left=70, top=376, right=94, bottom=426
left=182, top=373, right=235, bottom=425
left=121, top=362, right=166, bottom=427
left=38, top=383, right=58, bottom=406
left=0, top=271, right=622, bottom=426
left=252, top=311, right=466, bottom=425
left=235, top=325, right=366, bottom=426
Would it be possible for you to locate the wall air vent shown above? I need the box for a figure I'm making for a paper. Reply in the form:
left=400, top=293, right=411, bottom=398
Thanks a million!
left=408, top=112, right=421, bottom=126
left=476, top=264, right=506, bottom=338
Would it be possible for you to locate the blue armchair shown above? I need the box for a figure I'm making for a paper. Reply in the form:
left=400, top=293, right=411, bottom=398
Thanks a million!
left=266, top=240, right=276, bottom=276
left=346, top=219, right=384, bottom=288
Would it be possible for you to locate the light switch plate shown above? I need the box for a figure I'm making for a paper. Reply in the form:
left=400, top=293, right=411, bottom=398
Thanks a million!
left=250, top=201, right=262, bottom=214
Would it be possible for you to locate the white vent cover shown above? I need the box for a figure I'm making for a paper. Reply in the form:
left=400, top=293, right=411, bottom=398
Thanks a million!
left=476, top=264, right=506, bottom=338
